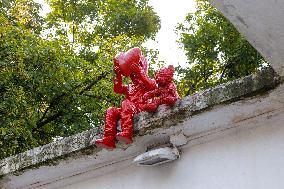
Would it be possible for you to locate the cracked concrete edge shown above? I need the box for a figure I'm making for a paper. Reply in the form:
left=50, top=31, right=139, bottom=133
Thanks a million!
left=136, top=67, right=281, bottom=134
left=0, top=67, right=281, bottom=177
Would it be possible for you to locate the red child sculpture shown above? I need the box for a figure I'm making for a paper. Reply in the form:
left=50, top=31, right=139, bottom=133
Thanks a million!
left=143, top=65, right=180, bottom=112
left=95, top=47, right=156, bottom=149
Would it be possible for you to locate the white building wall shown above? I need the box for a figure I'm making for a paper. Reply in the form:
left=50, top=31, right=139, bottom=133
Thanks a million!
left=63, top=117, right=284, bottom=189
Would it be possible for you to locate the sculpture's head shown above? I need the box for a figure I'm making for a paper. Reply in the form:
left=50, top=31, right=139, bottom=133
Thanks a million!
left=114, top=47, right=147, bottom=77
left=155, top=65, right=175, bottom=86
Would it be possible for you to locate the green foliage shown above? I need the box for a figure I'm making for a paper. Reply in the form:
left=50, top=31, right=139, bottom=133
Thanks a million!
left=176, top=0, right=265, bottom=96
left=0, top=0, right=160, bottom=159
left=0, top=14, right=92, bottom=157
left=45, top=0, right=160, bottom=46
left=1, top=0, right=44, bottom=34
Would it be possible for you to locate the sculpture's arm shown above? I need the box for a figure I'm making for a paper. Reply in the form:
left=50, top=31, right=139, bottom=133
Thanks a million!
left=113, top=60, right=127, bottom=94
left=160, top=83, right=179, bottom=106
left=131, top=63, right=156, bottom=90
left=143, top=89, right=160, bottom=101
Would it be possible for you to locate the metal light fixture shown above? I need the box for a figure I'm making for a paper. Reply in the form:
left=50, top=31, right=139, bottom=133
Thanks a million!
left=133, top=147, right=180, bottom=166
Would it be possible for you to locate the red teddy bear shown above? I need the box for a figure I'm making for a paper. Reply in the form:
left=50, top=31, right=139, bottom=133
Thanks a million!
left=143, top=65, right=180, bottom=112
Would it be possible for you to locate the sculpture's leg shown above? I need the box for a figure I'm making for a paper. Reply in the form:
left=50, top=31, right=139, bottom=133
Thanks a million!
left=95, top=107, right=121, bottom=149
left=161, top=97, right=177, bottom=106
left=116, top=100, right=137, bottom=144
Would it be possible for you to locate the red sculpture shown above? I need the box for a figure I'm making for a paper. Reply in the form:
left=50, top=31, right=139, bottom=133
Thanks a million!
left=95, top=48, right=179, bottom=149
left=143, top=65, right=180, bottom=112
left=95, top=47, right=156, bottom=149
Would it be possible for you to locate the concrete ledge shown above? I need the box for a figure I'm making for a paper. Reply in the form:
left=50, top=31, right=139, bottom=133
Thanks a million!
left=0, top=67, right=282, bottom=188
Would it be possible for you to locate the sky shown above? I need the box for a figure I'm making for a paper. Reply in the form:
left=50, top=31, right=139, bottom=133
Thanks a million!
left=34, top=0, right=196, bottom=67
left=146, top=0, right=196, bottom=67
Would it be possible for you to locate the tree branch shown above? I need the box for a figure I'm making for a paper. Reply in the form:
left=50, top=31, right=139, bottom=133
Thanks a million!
left=82, top=93, right=113, bottom=103
left=79, top=72, right=109, bottom=95
left=35, top=72, right=110, bottom=130
left=35, top=111, right=63, bottom=130
left=185, top=83, right=196, bottom=96
left=219, top=63, right=230, bottom=81
left=36, top=92, right=67, bottom=125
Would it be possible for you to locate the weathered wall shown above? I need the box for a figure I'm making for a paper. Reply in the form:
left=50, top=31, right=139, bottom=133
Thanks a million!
left=209, top=0, right=284, bottom=76
left=63, top=111, right=284, bottom=189
left=0, top=68, right=283, bottom=188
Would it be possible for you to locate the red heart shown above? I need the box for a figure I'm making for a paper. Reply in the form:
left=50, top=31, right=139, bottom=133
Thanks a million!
left=115, top=47, right=142, bottom=77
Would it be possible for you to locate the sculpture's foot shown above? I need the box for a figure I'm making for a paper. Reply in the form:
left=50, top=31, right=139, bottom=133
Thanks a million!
left=116, top=132, right=133, bottom=144
left=95, top=136, right=116, bottom=150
